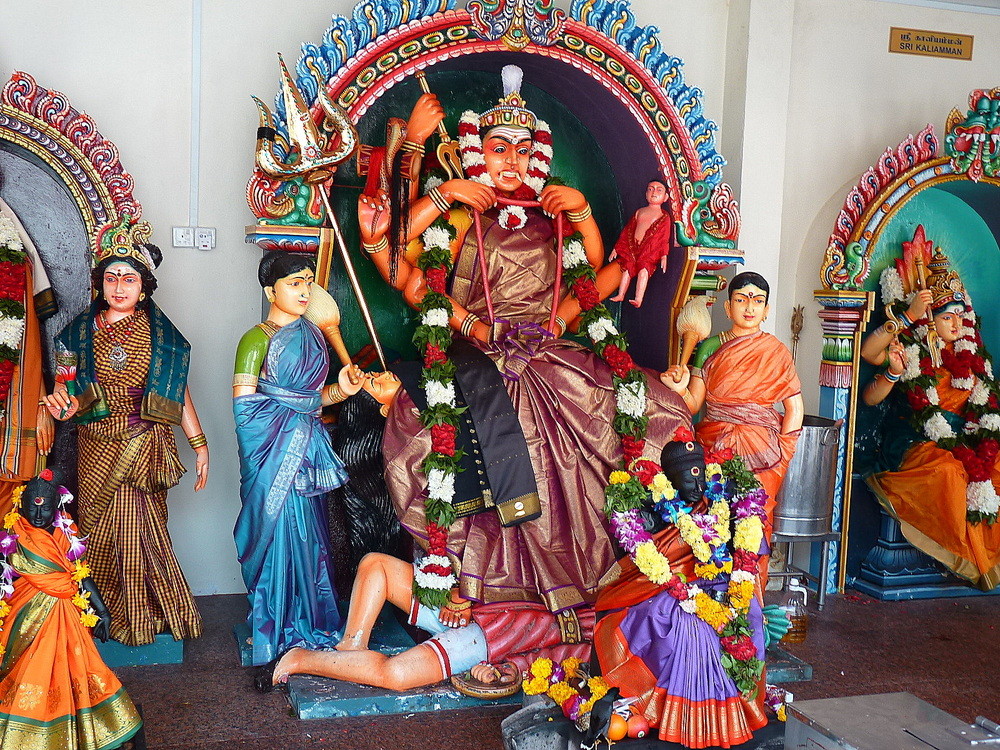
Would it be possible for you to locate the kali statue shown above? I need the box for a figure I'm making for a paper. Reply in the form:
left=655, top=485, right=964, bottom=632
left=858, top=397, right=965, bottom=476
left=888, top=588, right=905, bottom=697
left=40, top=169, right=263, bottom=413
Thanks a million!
left=43, top=216, right=206, bottom=647
left=356, top=64, right=689, bottom=618
left=860, top=226, right=1000, bottom=590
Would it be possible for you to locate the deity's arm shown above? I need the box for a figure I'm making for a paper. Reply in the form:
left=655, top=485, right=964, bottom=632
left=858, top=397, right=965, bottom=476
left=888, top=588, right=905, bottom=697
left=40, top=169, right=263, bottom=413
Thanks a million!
left=79, top=575, right=111, bottom=642
left=233, top=327, right=269, bottom=397
left=181, top=386, right=209, bottom=491
left=860, top=325, right=895, bottom=366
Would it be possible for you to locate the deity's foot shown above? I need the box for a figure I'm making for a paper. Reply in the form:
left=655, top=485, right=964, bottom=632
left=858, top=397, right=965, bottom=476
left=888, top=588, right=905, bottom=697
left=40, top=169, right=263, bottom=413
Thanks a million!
left=609, top=293, right=626, bottom=302
left=629, top=298, right=642, bottom=307
left=451, top=661, right=522, bottom=698
left=270, top=648, right=306, bottom=689
left=439, top=589, right=473, bottom=628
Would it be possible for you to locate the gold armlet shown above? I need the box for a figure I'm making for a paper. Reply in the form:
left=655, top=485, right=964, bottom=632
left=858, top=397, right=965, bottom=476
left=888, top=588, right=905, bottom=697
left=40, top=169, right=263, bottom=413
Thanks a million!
left=362, top=236, right=389, bottom=255
left=187, top=433, right=208, bottom=449
left=233, top=373, right=259, bottom=388
left=427, top=186, right=451, bottom=214
left=565, top=205, right=592, bottom=223
left=400, top=140, right=424, bottom=154
left=554, top=316, right=567, bottom=336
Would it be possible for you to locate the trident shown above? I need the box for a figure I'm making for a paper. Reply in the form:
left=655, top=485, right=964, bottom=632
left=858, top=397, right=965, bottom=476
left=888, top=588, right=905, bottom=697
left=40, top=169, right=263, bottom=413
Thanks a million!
left=253, top=55, right=387, bottom=369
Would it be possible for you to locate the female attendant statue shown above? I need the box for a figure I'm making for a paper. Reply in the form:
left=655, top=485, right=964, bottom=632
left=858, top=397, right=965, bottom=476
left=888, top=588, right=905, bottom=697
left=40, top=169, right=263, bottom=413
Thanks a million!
left=233, top=251, right=363, bottom=674
left=357, top=66, right=689, bottom=617
left=608, top=178, right=674, bottom=308
left=42, top=219, right=206, bottom=646
left=0, top=470, right=143, bottom=750
left=860, top=231, right=1000, bottom=590
left=662, top=272, right=803, bottom=542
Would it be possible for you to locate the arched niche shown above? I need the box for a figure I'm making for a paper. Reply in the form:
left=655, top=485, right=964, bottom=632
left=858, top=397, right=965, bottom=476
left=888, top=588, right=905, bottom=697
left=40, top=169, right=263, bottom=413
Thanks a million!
left=245, top=0, right=740, bottom=370
left=815, top=88, right=1000, bottom=599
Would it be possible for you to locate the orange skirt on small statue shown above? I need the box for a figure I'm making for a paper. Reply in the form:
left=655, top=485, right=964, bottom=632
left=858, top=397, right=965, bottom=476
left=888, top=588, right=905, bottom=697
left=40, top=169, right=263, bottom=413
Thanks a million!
left=869, top=441, right=1000, bottom=590
left=0, top=518, right=141, bottom=750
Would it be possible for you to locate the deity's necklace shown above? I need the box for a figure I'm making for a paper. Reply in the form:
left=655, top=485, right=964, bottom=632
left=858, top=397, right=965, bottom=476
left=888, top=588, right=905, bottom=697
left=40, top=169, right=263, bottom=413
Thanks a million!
left=97, top=311, right=134, bottom=372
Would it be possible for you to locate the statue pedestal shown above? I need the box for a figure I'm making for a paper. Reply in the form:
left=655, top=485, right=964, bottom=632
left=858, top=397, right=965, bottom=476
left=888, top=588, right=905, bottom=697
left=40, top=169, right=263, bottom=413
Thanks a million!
left=287, top=675, right=521, bottom=719
left=852, top=511, right=1000, bottom=600
left=96, top=633, right=185, bottom=667
left=767, top=645, right=812, bottom=684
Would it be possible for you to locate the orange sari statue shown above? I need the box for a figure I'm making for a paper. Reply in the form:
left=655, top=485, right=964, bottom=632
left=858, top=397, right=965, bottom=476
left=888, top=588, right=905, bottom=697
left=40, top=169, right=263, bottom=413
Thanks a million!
left=663, top=273, right=803, bottom=536
left=0, top=472, right=142, bottom=750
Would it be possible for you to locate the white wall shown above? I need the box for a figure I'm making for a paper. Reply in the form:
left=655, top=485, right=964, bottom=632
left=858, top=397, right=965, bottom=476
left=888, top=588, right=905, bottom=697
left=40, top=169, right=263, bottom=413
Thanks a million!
left=6, top=0, right=996, bottom=594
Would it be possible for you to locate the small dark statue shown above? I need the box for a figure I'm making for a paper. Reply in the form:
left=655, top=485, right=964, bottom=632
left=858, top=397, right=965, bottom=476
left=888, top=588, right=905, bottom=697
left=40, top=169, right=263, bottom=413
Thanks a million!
left=0, top=470, right=143, bottom=749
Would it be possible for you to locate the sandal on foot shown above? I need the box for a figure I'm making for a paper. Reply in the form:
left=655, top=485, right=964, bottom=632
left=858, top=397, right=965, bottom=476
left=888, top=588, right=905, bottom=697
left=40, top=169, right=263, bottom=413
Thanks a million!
left=451, top=661, right=522, bottom=699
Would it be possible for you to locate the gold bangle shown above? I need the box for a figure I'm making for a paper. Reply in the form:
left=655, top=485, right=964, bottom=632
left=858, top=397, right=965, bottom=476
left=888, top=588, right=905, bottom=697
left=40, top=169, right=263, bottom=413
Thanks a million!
left=187, top=433, right=207, bottom=449
left=565, top=205, right=592, bottom=223
left=232, top=373, right=259, bottom=388
left=427, top=186, right=451, bottom=214
left=361, top=236, right=389, bottom=254
left=400, top=140, right=424, bottom=154
left=554, top=316, right=567, bottom=336
left=326, top=383, right=349, bottom=404
left=459, top=313, right=480, bottom=338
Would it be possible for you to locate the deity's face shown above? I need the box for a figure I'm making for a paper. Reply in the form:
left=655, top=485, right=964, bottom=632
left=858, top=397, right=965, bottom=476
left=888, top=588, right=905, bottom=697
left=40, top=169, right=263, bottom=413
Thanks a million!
left=103, top=262, right=143, bottom=316
left=362, top=371, right=402, bottom=415
left=21, top=490, right=57, bottom=529
left=267, top=268, right=314, bottom=321
left=933, top=305, right=964, bottom=343
left=482, top=127, right=532, bottom=194
left=646, top=181, right=667, bottom=207
left=725, top=283, right=769, bottom=334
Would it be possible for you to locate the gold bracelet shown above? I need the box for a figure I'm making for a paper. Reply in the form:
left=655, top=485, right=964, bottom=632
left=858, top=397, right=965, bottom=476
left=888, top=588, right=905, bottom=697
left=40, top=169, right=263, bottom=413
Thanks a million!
left=326, top=383, right=349, bottom=404
left=427, top=186, right=451, bottom=214
left=187, top=433, right=208, bottom=449
left=400, top=140, right=424, bottom=154
left=565, top=204, right=592, bottom=223
left=554, top=316, right=567, bottom=336
left=361, top=236, right=389, bottom=254
left=460, top=313, right=480, bottom=337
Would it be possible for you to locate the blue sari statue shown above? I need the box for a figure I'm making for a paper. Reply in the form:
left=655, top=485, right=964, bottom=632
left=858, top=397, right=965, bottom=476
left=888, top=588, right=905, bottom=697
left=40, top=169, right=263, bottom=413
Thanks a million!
left=233, top=252, right=362, bottom=670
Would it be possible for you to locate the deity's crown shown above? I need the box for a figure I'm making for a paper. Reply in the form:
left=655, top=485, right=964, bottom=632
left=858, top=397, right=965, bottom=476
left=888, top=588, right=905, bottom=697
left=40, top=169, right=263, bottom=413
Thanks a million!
left=93, top=213, right=155, bottom=270
left=480, top=65, right=537, bottom=131
left=926, top=246, right=966, bottom=311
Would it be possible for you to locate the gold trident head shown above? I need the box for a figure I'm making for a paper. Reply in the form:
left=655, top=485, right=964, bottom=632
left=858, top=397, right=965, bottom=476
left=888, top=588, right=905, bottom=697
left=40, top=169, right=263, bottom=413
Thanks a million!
left=253, top=54, right=358, bottom=185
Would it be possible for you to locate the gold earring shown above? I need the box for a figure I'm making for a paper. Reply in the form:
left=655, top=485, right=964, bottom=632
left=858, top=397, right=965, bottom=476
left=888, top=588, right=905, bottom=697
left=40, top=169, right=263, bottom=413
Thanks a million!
left=139, top=292, right=146, bottom=301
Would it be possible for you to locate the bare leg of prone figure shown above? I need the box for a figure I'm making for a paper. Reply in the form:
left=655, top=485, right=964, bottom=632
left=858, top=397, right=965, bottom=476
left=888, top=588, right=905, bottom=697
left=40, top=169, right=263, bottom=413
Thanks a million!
left=336, top=552, right=414, bottom=651
left=274, top=553, right=444, bottom=690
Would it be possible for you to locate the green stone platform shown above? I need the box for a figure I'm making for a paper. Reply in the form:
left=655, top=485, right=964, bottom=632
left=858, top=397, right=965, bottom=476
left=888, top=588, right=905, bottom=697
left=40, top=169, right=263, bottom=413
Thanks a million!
left=766, top=644, right=812, bottom=683
left=97, top=633, right=185, bottom=667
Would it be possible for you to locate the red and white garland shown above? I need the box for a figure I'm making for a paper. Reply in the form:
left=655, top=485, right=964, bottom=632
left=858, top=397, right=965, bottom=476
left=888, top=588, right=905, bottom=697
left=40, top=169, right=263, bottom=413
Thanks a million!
left=880, top=266, right=1000, bottom=523
left=0, top=217, right=28, bottom=417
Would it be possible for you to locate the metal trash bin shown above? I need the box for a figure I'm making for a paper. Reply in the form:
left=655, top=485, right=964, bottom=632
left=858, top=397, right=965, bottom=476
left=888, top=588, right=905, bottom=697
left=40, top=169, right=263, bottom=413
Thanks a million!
left=773, top=415, right=842, bottom=537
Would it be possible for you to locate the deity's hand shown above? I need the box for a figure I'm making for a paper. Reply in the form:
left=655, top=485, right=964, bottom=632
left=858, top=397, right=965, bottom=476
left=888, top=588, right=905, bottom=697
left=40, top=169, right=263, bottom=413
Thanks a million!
left=406, top=93, right=445, bottom=145
left=660, top=255, right=669, bottom=273
left=660, top=365, right=690, bottom=393
left=35, top=404, right=55, bottom=455
left=887, top=339, right=905, bottom=377
left=42, top=389, right=78, bottom=421
left=194, top=447, right=209, bottom=492
left=440, top=179, right=496, bottom=212
left=359, top=189, right=391, bottom=243
left=93, top=610, right=112, bottom=643
left=906, top=288, right=932, bottom=322
left=338, top=364, right=365, bottom=397
left=539, top=184, right=588, bottom=216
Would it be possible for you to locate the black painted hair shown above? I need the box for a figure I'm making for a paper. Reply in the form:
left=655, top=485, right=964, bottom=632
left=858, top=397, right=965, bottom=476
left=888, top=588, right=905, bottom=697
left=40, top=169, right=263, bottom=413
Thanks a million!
left=258, top=251, right=315, bottom=289
left=728, top=271, right=770, bottom=303
left=92, top=244, right=161, bottom=312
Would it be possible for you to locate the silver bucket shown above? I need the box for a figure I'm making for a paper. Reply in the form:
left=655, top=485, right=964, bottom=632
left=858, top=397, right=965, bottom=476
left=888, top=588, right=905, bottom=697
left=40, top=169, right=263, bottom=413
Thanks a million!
left=773, top=415, right=843, bottom=537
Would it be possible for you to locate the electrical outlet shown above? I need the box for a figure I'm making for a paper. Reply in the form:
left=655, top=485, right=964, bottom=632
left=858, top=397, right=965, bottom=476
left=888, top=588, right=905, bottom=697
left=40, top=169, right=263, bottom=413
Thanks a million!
left=172, top=227, right=194, bottom=248
left=195, top=227, right=216, bottom=250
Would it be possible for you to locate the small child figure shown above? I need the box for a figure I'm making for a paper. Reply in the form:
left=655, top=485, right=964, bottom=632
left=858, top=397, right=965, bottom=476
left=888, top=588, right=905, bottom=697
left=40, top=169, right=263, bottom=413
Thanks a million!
left=0, top=470, right=143, bottom=749
left=609, top=178, right=674, bottom=308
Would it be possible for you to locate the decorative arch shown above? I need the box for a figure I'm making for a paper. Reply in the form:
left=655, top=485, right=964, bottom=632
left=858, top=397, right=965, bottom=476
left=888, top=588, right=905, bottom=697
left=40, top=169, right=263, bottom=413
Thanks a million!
left=0, top=71, right=143, bottom=241
left=246, top=0, right=740, bottom=365
left=815, top=88, right=1000, bottom=599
